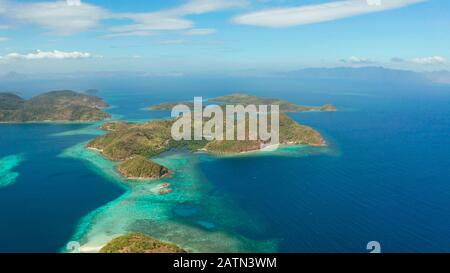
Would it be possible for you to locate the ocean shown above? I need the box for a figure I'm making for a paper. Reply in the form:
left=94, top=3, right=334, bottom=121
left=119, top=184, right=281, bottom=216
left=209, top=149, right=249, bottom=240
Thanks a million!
left=0, top=77, right=449, bottom=252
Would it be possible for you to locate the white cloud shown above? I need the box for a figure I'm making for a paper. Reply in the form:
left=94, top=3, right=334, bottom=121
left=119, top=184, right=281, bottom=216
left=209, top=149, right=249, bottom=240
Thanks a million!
left=411, top=56, right=447, bottom=65
left=172, top=0, right=248, bottom=15
left=109, top=0, right=247, bottom=36
left=0, top=0, right=247, bottom=36
left=184, top=28, right=216, bottom=35
left=66, top=0, right=81, bottom=6
left=103, top=31, right=155, bottom=38
left=0, top=36, right=8, bottom=42
left=341, top=56, right=375, bottom=64
left=2, top=50, right=92, bottom=60
left=158, top=39, right=187, bottom=45
left=391, top=56, right=448, bottom=65
left=0, top=0, right=109, bottom=35
left=233, top=0, right=425, bottom=28
left=0, top=24, right=10, bottom=30
left=109, top=18, right=193, bottom=33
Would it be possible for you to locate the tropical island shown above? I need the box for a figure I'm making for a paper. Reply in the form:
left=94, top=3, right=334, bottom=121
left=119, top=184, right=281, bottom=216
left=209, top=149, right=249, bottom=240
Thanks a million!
left=117, top=155, right=171, bottom=180
left=150, top=101, right=195, bottom=110
left=87, top=116, right=325, bottom=179
left=149, top=92, right=337, bottom=112
left=100, top=233, right=186, bottom=253
left=87, top=93, right=335, bottom=180
left=0, top=90, right=110, bottom=122
left=211, top=93, right=337, bottom=112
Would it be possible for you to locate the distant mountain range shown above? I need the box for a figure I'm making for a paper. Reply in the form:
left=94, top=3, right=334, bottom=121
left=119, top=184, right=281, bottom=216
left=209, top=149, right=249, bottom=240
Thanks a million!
left=1, top=67, right=449, bottom=84
left=286, top=66, right=450, bottom=85
left=423, top=70, right=450, bottom=84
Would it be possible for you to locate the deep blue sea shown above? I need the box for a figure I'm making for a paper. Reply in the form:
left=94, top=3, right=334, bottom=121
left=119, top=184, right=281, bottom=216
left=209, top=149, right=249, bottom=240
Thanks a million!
left=0, top=77, right=449, bottom=252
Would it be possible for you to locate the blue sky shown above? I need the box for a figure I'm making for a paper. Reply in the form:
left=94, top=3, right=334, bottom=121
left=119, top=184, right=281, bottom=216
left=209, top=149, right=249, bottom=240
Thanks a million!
left=0, top=0, right=449, bottom=75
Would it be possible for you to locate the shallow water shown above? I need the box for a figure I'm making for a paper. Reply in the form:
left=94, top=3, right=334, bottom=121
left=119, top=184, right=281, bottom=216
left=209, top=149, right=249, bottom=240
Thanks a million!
left=61, top=142, right=281, bottom=252
left=0, top=154, right=24, bottom=188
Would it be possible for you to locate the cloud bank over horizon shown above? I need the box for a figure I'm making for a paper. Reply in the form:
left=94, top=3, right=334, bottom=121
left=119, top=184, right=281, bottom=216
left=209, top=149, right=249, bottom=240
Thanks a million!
left=0, top=50, right=93, bottom=61
left=0, top=0, right=447, bottom=74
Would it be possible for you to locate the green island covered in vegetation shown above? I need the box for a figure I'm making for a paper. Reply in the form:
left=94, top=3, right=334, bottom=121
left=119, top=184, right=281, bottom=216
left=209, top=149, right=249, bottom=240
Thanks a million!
left=211, top=93, right=336, bottom=112
left=149, top=101, right=195, bottom=110
left=149, top=92, right=336, bottom=112
left=87, top=93, right=334, bottom=180
left=118, top=155, right=171, bottom=180
left=100, top=233, right=186, bottom=253
left=0, top=90, right=110, bottom=122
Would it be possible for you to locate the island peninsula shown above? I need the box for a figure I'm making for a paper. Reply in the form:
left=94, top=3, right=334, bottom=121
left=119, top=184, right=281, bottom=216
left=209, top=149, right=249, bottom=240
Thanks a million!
left=0, top=90, right=110, bottom=122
